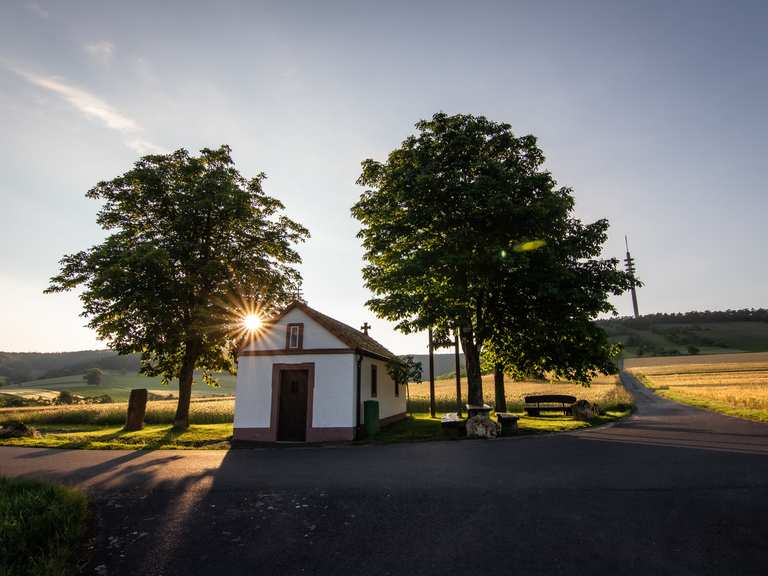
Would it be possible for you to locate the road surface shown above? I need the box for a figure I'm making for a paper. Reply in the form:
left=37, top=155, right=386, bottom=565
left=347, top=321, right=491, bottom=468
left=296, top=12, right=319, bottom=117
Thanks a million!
left=2, top=372, right=767, bottom=575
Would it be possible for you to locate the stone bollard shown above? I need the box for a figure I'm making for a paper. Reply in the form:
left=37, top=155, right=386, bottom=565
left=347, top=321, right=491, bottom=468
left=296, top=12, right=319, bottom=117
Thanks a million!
left=572, top=399, right=594, bottom=421
left=466, top=414, right=499, bottom=439
left=125, top=388, right=148, bottom=431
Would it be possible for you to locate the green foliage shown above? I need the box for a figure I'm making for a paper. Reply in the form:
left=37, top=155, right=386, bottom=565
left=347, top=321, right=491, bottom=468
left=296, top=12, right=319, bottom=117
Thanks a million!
left=45, top=145, right=308, bottom=427
left=83, top=367, right=102, bottom=385
left=0, top=477, right=88, bottom=576
left=352, top=112, right=634, bottom=400
left=387, top=355, right=423, bottom=387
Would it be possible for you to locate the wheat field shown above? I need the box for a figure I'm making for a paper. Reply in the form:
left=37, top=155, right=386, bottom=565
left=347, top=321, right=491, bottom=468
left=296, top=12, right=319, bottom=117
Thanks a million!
left=628, top=353, right=768, bottom=420
left=0, top=396, right=235, bottom=426
left=407, top=373, right=631, bottom=413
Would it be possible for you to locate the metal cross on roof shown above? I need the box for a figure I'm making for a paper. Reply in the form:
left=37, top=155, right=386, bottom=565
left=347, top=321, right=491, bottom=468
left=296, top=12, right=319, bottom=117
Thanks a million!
left=360, top=322, right=371, bottom=335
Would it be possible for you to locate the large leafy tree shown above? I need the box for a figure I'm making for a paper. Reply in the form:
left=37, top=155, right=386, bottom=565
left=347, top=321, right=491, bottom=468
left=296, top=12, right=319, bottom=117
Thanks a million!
left=352, top=113, right=634, bottom=406
left=47, top=146, right=309, bottom=429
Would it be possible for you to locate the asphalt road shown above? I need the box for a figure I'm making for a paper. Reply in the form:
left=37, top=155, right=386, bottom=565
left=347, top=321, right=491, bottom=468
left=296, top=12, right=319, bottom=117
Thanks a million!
left=2, top=373, right=768, bottom=575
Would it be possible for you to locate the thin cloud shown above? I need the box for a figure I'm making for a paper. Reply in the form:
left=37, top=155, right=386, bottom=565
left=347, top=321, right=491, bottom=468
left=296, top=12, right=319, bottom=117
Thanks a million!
left=125, top=138, right=165, bottom=155
left=84, top=41, right=114, bottom=65
left=5, top=63, right=163, bottom=154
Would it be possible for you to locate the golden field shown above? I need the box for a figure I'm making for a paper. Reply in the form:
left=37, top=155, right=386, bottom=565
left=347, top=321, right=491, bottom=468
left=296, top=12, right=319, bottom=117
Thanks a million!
left=627, top=352, right=768, bottom=421
left=0, top=396, right=235, bottom=426
left=407, top=372, right=631, bottom=413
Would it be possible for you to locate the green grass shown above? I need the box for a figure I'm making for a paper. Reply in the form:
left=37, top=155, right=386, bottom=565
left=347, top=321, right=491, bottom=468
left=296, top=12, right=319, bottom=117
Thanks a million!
left=0, top=411, right=632, bottom=449
left=0, top=476, right=88, bottom=576
left=0, top=423, right=233, bottom=450
left=365, top=409, right=631, bottom=443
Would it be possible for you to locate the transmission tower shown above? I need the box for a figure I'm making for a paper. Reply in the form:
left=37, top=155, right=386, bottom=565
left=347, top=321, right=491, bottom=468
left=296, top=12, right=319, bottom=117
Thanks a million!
left=624, top=236, right=639, bottom=318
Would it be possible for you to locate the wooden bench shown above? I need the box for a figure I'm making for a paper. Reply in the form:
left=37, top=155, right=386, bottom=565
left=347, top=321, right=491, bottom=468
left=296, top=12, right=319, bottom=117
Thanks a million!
left=524, top=394, right=577, bottom=416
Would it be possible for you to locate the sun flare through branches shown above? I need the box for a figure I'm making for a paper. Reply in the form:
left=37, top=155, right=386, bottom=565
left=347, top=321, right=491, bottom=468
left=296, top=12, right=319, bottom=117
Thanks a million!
left=242, top=313, right=263, bottom=332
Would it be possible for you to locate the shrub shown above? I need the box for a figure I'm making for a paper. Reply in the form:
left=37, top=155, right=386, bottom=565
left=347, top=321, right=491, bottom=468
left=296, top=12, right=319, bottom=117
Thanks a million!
left=55, top=390, right=74, bottom=405
left=83, top=368, right=103, bottom=386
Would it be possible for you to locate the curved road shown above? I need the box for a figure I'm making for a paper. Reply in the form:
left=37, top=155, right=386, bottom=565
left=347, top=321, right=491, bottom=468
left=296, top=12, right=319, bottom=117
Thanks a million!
left=2, top=373, right=768, bottom=575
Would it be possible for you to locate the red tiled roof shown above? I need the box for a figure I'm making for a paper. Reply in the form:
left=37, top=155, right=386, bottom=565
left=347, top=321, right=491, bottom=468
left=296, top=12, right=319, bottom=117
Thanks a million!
left=270, top=301, right=397, bottom=361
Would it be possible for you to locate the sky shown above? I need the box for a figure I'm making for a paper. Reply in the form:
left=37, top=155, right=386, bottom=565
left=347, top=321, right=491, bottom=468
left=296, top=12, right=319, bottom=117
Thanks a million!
left=1, top=0, right=767, bottom=355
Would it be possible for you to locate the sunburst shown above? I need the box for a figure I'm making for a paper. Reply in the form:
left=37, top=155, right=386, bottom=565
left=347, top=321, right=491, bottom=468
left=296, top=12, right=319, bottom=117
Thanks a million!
left=242, top=313, right=263, bottom=332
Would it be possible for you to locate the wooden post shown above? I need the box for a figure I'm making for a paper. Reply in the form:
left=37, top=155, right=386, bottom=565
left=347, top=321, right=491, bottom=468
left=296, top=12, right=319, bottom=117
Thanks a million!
left=428, top=326, right=436, bottom=418
left=454, top=330, right=462, bottom=417
left=494, top=364, right=507, bottom=413
left=125, top=388, right=148, bottom=431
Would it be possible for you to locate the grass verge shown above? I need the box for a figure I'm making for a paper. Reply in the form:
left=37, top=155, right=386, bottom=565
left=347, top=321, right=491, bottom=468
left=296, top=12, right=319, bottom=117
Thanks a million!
left=0, top=423, right=233, bottom=450
left=363, top=409, right=632, bottom=444
left=0, top=477, right=88, bottom=576
left=0, top=411, right=632, bottom=449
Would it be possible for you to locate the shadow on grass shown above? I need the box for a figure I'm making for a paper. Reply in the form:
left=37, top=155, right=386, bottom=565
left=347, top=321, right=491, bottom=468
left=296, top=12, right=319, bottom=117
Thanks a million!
left=2, top=424, right=234, bottom=451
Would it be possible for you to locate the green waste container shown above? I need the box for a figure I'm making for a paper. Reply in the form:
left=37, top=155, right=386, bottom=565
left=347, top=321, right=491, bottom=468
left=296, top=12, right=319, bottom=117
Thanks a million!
left=364, top=400, right=380, bottom=436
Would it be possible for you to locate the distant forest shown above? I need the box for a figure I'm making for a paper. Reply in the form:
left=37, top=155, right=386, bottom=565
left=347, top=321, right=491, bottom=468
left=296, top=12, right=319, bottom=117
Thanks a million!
left=598, top=308, right=768, bottom=328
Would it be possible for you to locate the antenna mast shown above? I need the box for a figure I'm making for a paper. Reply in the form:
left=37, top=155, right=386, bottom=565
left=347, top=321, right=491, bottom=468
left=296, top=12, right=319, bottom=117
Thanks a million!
left=624, top=235, right=639, bottom=318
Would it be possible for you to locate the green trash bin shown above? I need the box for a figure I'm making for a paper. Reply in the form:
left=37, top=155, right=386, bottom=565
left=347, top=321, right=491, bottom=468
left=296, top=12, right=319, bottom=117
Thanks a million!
left=364, top=399, right=380, bottom=436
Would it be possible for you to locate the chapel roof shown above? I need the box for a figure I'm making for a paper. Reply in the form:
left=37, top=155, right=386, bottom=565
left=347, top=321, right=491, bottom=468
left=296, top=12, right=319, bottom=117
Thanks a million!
left=272, top=301, right=397, bottom=361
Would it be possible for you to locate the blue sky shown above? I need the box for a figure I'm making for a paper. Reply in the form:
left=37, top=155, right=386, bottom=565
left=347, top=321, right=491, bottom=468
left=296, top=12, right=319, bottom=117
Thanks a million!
left=1, top=0, right=766, bottom=354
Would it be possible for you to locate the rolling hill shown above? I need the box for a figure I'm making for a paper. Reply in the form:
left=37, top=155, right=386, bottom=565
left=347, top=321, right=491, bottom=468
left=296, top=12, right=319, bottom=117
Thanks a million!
left=598, top=309, right=768, bottom=357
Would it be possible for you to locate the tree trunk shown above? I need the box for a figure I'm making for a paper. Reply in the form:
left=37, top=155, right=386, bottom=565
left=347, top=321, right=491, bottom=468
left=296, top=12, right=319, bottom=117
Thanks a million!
left=174, top=340, right=201, bottom=430
left=428, top=327, right=436, bottom=418
left=459, top=325, right=483, bottom=406
left=494, top=364, right=507, bottom=413
left=454, top=330, right=462, bottom=417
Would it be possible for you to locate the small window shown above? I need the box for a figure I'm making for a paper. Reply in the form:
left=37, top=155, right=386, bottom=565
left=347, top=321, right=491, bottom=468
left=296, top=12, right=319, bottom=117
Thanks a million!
left=371, top=364, right=378, bottom=398
left=395, top=378, right=399, bottom=398
left=287, top=324, right=302, bottom=349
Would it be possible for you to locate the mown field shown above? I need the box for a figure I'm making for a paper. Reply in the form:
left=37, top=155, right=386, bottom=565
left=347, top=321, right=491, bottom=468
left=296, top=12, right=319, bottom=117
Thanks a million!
left=626, top=352, right=768, bottom=422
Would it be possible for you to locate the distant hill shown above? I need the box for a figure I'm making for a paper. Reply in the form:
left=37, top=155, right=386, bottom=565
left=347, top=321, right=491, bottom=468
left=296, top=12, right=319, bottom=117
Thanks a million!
left=407, top=353, right=466, bottom=381
left=4, top=308, right=765, bottom=384
left=0, top=350, right=140, bottom=385
left=597, top=309, right=768, bottom=357
left=0, top=348, right=462, bottom=386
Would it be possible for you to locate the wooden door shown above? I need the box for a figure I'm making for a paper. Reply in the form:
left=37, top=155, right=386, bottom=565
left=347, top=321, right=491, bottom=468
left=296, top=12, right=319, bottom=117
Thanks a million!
left=277, top=369, right=309, bottom=441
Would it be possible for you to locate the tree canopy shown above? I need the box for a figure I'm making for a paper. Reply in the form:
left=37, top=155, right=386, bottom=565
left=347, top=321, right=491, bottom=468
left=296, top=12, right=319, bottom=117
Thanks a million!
left=352, top=112, right=634, bottom=404
left=46, top=145, right=309, bottom=428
